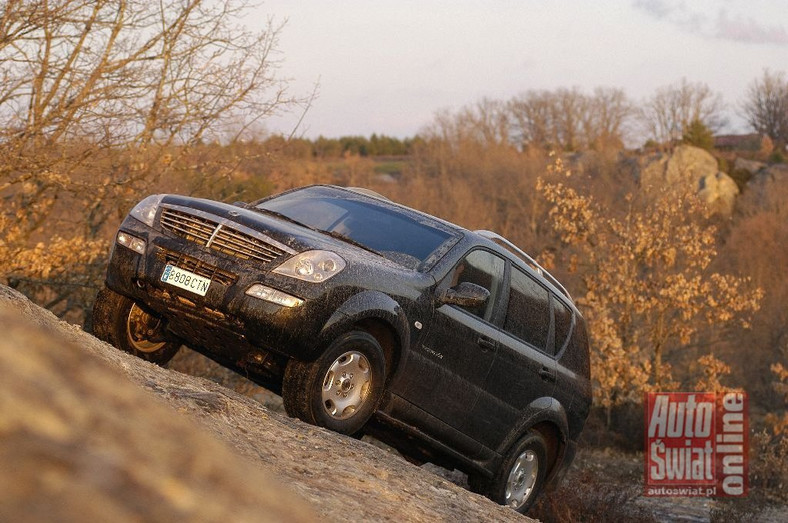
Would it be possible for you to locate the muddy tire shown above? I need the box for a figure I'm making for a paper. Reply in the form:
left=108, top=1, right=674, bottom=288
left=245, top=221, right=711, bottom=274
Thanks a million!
left=92, top=286, right=181, bottom=365
left=282, top=331, right=386, bottom=435
left=473, top=430, right=547, bottom=514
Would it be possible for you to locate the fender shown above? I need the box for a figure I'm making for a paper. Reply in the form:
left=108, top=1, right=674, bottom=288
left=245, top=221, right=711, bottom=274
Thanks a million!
left=315, top=290, right=411, bottom=361
left=493, top=398, right=572, bottom=487
left=498, top=397, right=570, bottom=456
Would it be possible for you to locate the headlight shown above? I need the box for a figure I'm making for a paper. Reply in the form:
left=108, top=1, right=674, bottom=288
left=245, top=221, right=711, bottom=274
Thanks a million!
left=129, top=194, right=165, bottom=227
left=273, top=250, right=346, bottom=283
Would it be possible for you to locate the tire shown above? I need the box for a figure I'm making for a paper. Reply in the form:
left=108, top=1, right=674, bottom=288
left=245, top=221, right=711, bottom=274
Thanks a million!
left=92, top=286, right=181, bottom=365
left=474, top=430, right=548, bottom=514
left=282, top=331, right=386, bottom=435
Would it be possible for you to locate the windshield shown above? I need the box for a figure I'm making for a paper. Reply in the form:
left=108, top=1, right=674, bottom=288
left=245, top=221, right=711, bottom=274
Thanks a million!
left=256, top=187, right=456, bottom=269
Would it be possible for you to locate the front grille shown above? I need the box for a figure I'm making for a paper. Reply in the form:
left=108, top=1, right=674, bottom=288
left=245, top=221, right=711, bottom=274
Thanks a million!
left=160, top=207, right=287, bottom=264
left=158, top=249, right=237, bottom=286
left=160, top=208, right=216, bottom=244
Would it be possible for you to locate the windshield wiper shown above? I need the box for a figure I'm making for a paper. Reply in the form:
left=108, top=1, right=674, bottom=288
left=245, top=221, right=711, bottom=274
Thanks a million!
left=252, top=207, right=381, bottom=256
left=251, top=207, right=317, bottom=231
left=323, top=230, right=381, bottom=256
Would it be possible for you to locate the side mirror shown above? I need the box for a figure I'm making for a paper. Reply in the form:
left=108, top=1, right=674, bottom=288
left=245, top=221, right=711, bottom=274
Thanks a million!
left=439, top=282, right=490, bottom=308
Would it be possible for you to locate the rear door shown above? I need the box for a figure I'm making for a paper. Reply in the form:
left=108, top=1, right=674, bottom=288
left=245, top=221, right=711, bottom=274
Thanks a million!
left=466, top=265, right=557, bottom=450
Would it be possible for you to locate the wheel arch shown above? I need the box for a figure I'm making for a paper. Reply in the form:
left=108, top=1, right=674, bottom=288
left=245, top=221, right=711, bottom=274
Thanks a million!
left=316, top=290, right=410, bottom=382
left=498, top=400, right=570, bottom=488
left=352, top=317, right=401, bottom=385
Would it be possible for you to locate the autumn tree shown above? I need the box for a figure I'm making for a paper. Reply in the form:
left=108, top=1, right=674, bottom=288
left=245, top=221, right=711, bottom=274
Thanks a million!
left=741, top=69, right=788, bottom=148
left=537, top=156, right=761, bottom=420
left=0, top=0, right=301, bottom=316
left=638, top=79, right=727, bottom=148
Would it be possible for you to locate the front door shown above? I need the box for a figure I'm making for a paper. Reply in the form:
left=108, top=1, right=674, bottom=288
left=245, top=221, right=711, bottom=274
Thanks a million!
left=396, top=249, right=506, bottom=432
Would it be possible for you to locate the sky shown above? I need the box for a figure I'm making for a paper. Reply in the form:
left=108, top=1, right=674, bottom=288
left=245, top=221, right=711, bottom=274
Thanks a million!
left=255, top=0, right=788, bottom=139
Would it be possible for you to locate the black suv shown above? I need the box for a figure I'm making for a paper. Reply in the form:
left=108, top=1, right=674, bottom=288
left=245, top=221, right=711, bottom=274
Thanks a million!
left=93, top=184, right=591, bottom=512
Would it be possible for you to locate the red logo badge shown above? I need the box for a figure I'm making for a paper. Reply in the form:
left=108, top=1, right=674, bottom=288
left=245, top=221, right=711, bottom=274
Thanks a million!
left=644, top=392, right=748, bottom=497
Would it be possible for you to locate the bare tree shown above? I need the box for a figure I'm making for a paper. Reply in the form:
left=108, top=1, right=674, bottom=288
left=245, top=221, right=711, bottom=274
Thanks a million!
left=638, top=79, right=727, bottom=147
left=552, top=87, right=586, bottom=151
left=0, top=0, right=302, bottom=316
left=508, top=90, right=554, bottom=151
left=583, top=87, right=632, bottom=150
left=741, top=69, right=788, bottom=148
left=508, top=87, right=631, bottom=152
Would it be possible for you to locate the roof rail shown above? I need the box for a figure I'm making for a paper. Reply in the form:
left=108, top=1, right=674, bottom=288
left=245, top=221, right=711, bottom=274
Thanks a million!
left=474, top=230, right=573, bottom=302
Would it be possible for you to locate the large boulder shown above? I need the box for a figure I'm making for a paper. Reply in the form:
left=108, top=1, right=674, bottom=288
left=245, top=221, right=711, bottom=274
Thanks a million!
left=742, top=163, right=788, bottom=213
left=638, top=145, right=739, bottom=215
left=733, top=157, right=766, bottom=176
left=698, top=171, right=740, bottom=216
left=639, top=145, right=718, bottom=188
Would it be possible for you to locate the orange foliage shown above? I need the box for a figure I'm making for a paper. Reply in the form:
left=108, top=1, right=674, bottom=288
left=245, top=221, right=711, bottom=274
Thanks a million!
left=538, top=155, right=762, bottom=411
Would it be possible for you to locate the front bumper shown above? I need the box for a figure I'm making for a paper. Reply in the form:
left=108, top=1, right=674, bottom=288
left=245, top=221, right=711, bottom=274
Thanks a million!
left=105, top=217, right=345, bottom=362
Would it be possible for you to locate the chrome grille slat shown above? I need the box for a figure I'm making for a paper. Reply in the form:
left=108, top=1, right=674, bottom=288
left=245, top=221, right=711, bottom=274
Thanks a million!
left=216, top=229, right=285, bottom=257
left=160, top=212, right=215, bottom=244
left=211, top=235, right=279, bottom=257
left=210, top=239, right=267, bottom=261
left=160, top=207, right=287, bottom=264
left=161, top=222, right=213, bottom=243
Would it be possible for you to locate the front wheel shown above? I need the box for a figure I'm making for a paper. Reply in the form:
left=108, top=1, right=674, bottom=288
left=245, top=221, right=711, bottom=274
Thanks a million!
left=282, top=331, right=386, bottom=435
left=92, top=286, right=181, bottom=365
left=472, top=430, right=548, bottom=514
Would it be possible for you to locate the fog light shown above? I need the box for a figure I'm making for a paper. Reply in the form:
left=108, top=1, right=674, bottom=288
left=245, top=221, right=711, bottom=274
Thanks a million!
left=245, top=284, right=303, bottom=308
left=116, top=231, right=146, bottom=254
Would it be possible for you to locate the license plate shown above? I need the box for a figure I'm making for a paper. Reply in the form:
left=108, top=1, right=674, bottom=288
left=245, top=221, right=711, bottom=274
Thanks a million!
left=160, top=264, right=211, bottom=296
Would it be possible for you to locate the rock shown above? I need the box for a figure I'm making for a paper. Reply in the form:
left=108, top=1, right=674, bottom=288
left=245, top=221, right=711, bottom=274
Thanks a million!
left=0, top=288, right=315, bottom=523
left=698, top=171, right=739, bottom=216
left=638, top=145, right=740, bottom=216
left=733, top=157, right=766, bottom=176
left=639, top=145, right=719, bottom=189
left=0, top=285, right=527, bottom=522
left=743, top=163, right=788, bottom=213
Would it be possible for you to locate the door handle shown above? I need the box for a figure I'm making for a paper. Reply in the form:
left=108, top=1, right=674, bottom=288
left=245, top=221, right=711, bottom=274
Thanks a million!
left=477, top=337, right=496, bottom=351
left=539, top=366, right=557, bottom=382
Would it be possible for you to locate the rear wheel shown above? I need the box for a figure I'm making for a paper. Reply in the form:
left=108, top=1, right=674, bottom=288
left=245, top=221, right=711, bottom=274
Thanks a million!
left=472, top=430, right=548, bottom=514
left=92, top=286, right=181, bottom=365
left=282, top=331, right=386, bottom=435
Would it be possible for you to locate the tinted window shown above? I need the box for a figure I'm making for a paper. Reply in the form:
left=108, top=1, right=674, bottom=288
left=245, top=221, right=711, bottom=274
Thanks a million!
left=504, top=268, right=550, bottom=351
left=553, top=296, right=573, bottom=356
left=449, top=250, right=506, bottom=322
left=257, top=188, right=453, bottom=268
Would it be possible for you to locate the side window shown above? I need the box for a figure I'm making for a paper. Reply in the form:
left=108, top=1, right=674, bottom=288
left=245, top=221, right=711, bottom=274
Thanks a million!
left=449, top=250, right=505, bottom=322
left=553, top=295, right=574, bottom=356
left=504, top=267, right=550, bottom=351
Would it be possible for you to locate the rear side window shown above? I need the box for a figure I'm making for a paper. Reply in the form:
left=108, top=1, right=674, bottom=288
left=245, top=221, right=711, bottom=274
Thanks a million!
left=553, top=296, right=574, bottom=355
left=504, top=267, right=550, bottom=351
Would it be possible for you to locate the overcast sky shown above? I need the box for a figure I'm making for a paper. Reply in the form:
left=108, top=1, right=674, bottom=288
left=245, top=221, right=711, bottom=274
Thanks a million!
left=256, top=0, right=788, bottom=139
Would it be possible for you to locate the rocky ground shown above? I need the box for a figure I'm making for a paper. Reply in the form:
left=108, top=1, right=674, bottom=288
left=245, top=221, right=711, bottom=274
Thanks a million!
left=3, top=284, right=786, bottom=522
left=0, top=285, right=525, bottom=522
